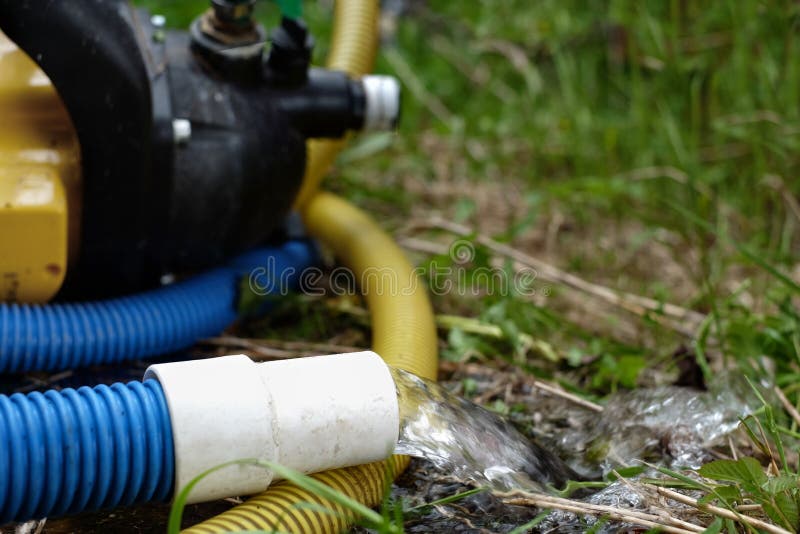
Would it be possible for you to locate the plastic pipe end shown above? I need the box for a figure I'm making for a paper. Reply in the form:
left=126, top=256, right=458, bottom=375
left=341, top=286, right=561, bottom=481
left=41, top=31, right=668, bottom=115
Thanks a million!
left=145, top=355, right=276, bottom=503
left=362, top=75, right=401, bottom=131
left=258, top=351, right=400, bottom=474
left=145, top=351, right=399, bottom=504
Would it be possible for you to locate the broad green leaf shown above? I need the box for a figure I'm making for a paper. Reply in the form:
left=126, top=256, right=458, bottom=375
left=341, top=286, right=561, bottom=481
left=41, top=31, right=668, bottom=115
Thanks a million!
left=698, top=458, right=767, bottom=488
left=702, top=517, right=723, bottom=534
left=763, top=492, right=799, bottom=530
left=763, top=474, right=800, bottom=494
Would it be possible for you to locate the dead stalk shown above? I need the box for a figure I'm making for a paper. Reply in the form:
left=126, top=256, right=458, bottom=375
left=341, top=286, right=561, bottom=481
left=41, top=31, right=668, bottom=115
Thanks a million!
left=654, top=486, right=792, bottom=534
left=529, top=379, right=603, bottom=413
left=403, top=219, right=705, bottom=336
left=773, top=385, right=800, bottom=428
left=202, top=336, right=364, bottom=359
left=496, top=490, right=703, bottom=534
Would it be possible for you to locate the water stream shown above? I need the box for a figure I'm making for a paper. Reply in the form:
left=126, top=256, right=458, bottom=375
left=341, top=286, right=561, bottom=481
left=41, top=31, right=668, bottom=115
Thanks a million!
left=391, top=367, right=577, bottom=493
left=388, top=366, right=763, bottom=533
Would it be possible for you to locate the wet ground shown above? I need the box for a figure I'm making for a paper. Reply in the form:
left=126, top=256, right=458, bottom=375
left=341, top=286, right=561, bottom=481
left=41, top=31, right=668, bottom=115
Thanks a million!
left=2, top=354, right=567, bottom=533
left=2, top=353, right=760, bottom=533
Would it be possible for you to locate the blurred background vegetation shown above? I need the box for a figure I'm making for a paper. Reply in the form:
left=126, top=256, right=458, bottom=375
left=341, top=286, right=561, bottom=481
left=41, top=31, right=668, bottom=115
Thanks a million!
left=135, top=0, right=800, bottom=395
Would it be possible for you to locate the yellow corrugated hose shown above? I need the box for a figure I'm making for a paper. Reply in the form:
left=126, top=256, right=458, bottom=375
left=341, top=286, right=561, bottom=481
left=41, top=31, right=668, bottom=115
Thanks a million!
left=186, top=194, right=438, bottom=533
left=185, top=1, right=439, bottom=533
left=292, top=0, right=379, bottom=211
left=304, top=193, right=438, bottom=382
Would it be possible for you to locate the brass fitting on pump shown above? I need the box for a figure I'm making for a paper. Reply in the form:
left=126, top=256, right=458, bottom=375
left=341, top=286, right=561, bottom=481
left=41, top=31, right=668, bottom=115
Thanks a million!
left=191, top=0, right=267, bottom=82
left=207, top=0, right=258, bottom=37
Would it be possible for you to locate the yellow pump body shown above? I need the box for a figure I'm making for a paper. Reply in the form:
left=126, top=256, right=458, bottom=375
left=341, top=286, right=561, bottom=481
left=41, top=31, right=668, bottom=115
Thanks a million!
left=0, top=31, right=80, bottom=303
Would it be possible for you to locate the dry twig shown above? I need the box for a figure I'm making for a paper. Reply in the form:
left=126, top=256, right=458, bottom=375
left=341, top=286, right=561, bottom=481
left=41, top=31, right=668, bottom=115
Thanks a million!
left=528, top=379, right=603, bottom=413
left=654, top=486, right=792, bottom=534
left=496, top=490, right=704, bottom=534
left=201, top=336, right=364, bottom=360
left=774, top=385, right=800, bottom=429
left=442, top=361, right=603, bottom=413
left=402, top=218, right=706, bottom=336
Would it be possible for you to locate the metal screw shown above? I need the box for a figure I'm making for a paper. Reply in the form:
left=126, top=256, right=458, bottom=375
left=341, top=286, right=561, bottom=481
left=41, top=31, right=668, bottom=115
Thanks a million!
left=150, top=14, right=166, bottom=28
left=172, top=119, right=192, bottom=145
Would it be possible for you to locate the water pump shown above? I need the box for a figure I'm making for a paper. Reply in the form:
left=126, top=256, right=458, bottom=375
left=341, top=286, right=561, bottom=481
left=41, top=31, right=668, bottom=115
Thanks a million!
left=0, top=0, right=399, bottom=301
left=0, top=2, right=442, bottom=532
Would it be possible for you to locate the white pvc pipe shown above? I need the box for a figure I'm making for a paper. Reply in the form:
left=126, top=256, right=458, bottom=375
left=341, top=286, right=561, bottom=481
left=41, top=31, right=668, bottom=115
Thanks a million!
left=145, top=351, right=399, bottom=504
left=362, top=75, right=401, bottom=131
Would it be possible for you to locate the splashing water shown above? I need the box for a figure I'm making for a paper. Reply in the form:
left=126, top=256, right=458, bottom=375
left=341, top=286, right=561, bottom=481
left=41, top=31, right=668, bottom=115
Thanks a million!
left=387, top=366, right=763, bottom=533
left=391, top=367, right=577, bottom=493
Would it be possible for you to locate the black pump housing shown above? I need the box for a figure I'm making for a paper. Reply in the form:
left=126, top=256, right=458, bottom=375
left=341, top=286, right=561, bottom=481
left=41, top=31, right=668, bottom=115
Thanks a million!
left=0, top=0, right=369, bottom=298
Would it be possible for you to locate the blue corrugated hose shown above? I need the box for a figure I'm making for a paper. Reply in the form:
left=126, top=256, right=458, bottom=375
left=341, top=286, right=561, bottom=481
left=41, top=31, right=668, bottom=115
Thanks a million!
left=0, top=379, right=174, bottom=523
left=0, top=240, right=317, bottom=373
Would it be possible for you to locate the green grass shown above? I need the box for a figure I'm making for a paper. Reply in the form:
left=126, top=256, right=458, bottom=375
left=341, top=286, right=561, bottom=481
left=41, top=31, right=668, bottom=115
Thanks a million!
left=363, top=0, right=800, bottom=389
left=142, top=0, right=800, bottom=531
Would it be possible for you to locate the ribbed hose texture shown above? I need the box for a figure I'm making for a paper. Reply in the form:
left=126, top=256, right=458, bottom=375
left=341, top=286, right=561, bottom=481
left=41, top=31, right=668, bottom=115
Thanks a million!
left=291, top=0, right=378, bottom=211
left=186, top=194, right=438, bottom=533
left=0, top=240, right=317, bottom=373
left=188, top=456, right=408, bottom=534
left=0, top=379, right=174, bottom=523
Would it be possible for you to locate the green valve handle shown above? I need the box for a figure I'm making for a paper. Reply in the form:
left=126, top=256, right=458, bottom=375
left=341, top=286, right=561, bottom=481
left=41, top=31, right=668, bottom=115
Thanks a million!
left=274, top=0, right=303, bottom=20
